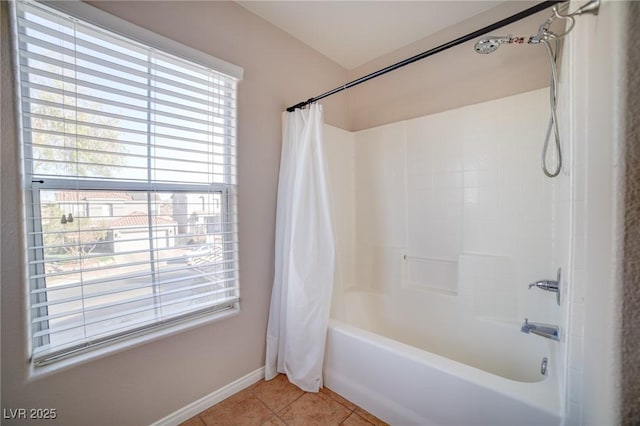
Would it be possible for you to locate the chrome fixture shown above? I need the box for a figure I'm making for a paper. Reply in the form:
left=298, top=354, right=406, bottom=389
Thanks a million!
left=472, top=0, right=600, bottom=178
left=521, top=318, right=560, bottom=341
left=471, top=0, right=601, bottom=52
left=531, top=0, right=600, bottom=177
left=540, top=356, right=548, bottom=375
left=529, top=267, right=561, bottom=305
left=473, top=35, right=525, bottom=54
left=528, top=17, right=554, bottom=45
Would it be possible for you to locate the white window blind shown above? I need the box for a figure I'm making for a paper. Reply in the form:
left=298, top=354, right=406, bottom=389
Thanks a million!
left=14, top=1, right=240, bottom=366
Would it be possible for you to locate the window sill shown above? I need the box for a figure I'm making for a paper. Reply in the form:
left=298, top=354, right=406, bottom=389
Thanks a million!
left=26, top=304, right=240, bottom=382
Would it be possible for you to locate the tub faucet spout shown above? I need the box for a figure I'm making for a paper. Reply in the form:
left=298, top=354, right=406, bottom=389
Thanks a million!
left=521, top=318, right=560, bottom=341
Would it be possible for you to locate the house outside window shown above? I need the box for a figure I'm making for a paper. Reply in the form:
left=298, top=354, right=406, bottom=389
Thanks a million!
left=12, top=0, right=243, bottom=367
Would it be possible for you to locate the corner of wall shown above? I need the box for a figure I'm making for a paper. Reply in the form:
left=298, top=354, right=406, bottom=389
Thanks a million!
left=568, top=1, right=629, bottom=424
left=621, top=1, right=640, bottom=423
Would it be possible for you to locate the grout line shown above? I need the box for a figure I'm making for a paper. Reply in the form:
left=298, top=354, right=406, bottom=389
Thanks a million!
left=262, top=401, right=275, bottom=424
left=323, top=387, right=358, bottom=413
left=245, top=376, right=306, bottom=423
left=258, top=394, right=280, bottom=425
left=273, top=389, right=305, bottom=416
left=338, top=413, right=351, bottom=426
left=268, top=406, right=283, bottom=426
left=274, top=410, right=289, bottom=426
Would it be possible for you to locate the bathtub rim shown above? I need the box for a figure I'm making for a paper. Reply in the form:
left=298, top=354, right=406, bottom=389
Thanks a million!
left=326, top=318, right=562, bottom=420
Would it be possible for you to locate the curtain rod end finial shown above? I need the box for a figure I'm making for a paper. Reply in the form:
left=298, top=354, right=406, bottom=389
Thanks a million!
left=286, top=100, right=310, bottom=112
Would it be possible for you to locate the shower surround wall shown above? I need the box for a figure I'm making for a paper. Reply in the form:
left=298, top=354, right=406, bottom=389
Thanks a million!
left=327, top=87, right=568, bottom=406
left=331, top=88, right=562, bottom=322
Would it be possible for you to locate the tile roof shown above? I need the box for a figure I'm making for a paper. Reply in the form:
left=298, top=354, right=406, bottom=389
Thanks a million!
left=55, top=191, right=134, bottom=202
left=110, top=212, right=177, bottom=228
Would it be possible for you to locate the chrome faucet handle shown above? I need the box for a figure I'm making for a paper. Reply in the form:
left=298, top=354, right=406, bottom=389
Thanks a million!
left=529, top=280, right=559, bottom=291
left=527, top=268, right=562, bottom=306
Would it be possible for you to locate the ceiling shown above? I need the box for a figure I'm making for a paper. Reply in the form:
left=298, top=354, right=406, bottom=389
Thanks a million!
left=236, top=1, right=504, bottom=70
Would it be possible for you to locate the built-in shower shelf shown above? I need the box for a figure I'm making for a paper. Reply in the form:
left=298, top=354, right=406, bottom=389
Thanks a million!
left=402, top=254, right=458, bottom=295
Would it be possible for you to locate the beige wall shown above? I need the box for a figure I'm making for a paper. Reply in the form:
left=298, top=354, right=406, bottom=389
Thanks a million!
left=0, top=2, right=348, bottom=425
left=347, top=1, right=555, bottom=131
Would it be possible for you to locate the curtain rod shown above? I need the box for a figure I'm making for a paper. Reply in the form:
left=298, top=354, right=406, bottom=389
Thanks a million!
left=286, top=0, right=562, bottom=112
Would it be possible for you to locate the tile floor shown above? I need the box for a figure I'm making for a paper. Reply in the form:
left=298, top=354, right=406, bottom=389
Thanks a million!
left=180, top=374, right=388, bottom=426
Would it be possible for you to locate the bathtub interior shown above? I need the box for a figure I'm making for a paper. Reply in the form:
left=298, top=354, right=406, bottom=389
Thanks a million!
left=331, top=289, right=553, bottom=383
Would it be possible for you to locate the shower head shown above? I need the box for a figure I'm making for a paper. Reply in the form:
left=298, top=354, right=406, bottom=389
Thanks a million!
left=474, top=35, right=525, bottom=54
left=474, top=37, right=507, bottom=54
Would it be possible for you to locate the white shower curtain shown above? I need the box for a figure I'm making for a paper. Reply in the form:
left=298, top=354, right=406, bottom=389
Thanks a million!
left=265, top=104, right=335, bottom=392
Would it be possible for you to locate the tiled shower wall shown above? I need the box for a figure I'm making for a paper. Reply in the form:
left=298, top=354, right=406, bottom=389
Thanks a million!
left=347, top=88, right=563, bottom=325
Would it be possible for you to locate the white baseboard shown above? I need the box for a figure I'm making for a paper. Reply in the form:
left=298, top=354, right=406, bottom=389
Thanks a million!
left=151, top=366, right=265, bottom=426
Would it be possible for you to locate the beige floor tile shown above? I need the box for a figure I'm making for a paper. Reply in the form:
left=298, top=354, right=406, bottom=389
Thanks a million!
left=260, top=415, right=287, bottom=426
left=251, top=374, right=305, bottom=412
left=340, top=413, right=374, bottom=426
left=320, top=387, right=356, bottom=411
left=278, top=392, right=352, bottom=426
left=353, top=408, right=388, bottom=426
left=181, top=378, right=387, bottom=426
left=200, top=389, right=274, bottom=426
left=179, top=416, right=205, bottom=426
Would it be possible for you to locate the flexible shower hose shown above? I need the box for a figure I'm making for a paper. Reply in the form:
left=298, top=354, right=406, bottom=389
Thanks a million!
left=541, top=38, right=562, bottom=178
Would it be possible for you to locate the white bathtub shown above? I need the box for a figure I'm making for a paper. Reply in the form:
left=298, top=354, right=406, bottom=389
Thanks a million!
left=324, top=291, right=562, bottom=425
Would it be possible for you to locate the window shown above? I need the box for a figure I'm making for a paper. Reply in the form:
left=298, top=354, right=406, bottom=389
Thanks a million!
left=13, top=0, right=242, bottom=366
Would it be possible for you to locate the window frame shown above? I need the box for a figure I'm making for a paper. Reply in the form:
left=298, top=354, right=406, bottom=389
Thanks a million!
left=11, top=0, right=243, bottom=374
